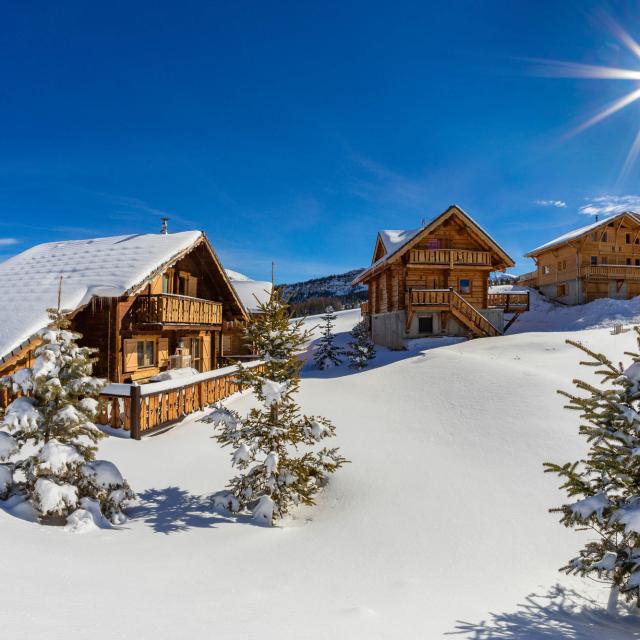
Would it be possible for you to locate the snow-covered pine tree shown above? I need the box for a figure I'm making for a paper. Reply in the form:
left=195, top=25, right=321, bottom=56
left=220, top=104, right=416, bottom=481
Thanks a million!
left=313, top=306, right=342, bottom=370
left=544, top=330, right=640, bottom=612
left=0, top=299, right=133, bottom=527
left=346, top=320, right=376, bottom=369
left=207, top=290, right=347, bottom=525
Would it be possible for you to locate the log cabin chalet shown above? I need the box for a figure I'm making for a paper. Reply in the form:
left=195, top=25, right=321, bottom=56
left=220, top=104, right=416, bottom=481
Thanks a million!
left=0, top=230, right=262, bottom=395
left=354, top=205, right=528, bottom=348
left=523, top=211, right=640, bottom=304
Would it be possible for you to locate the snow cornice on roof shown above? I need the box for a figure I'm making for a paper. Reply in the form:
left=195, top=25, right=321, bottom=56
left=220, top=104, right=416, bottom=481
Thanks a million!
left=526, top=211, right=640, bottom=257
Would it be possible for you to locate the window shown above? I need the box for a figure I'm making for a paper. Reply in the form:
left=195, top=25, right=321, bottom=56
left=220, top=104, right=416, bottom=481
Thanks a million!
left=557, top=284, right=567, bottom=297
left=557, top=261, right=562, bottom=272
left=459, top=279, right=471, bottom=294
left=627, top=258, right=632, bottom=265
left=162, top=274, right=170, bottom=294
left=562, top=260, right=567, bottom=270
left=542, top=265, right=551, bottom=274
left=601, top=256, right=608, bottom=265
left=602, top=232, right=608, bottom=242
left=591, top=256, right=597, bottom=265
left=136, top=340, right=155, bottom=368
left=177, top=275, right=188, bottom=295
left=591, top=232, right=597, bottom=241
left=627, top=233, right=632, bottom=244
left=418, top=316, right=433, bottom=333
left=425, top=238, right=442, bottom=250
left=636, top=259, right=640, bottom=266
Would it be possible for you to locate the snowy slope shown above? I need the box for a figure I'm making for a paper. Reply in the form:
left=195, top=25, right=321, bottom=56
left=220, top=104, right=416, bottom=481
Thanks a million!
left=3, top=310, right=640, bottom=638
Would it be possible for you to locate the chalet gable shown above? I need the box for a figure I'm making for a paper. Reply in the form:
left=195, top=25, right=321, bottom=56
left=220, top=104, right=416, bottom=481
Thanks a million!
left=526, top=211, right=640, bottom=257
left=0, top=230, right=249, bottom=367
left=354, top=205, right=514, bottom=284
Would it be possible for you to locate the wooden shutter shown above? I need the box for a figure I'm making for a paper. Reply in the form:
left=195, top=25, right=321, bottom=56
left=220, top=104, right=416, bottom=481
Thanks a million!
left=188, top=275, right=198, bottom=298
left=123, top=339, right=138, bottom=373
left=157, top=338, right=169, bottom=367
left=201, top=334, right=211, bottom=371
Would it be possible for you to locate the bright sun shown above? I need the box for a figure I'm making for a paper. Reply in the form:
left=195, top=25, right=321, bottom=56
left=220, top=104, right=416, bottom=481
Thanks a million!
left=530, top=13, right=640, bottom=180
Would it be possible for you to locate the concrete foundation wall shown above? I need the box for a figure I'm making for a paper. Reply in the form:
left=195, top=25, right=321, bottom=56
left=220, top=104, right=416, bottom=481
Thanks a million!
left=370, top=307, right=506, bottom=348
left=539, top=280, right=582, bottom=305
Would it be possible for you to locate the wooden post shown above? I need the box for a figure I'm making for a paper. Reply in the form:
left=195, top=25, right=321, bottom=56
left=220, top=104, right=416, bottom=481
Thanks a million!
left=130, top=384, right=142, bottom=441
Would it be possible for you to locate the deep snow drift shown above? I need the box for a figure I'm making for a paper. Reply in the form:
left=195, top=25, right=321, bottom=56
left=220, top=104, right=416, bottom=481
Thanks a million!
left=3, top=307, right=640, bottom=638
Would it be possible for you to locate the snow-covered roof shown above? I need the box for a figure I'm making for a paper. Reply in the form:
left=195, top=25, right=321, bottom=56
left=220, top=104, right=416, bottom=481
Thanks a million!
left=527, top=212, right=640, bottom=256
left=225, top=270, right=272, bottom=313
left=0, top=231, right=202, bottom=362
left=378, top=229, right=421, bottom=255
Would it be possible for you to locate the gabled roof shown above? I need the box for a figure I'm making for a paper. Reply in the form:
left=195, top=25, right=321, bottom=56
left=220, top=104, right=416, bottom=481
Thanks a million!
left=225, top=269, right=273, bottom=313
left=526, top=211, right=640, bottom=256
left=353, top=205, right=514, bottom=285
left=0, top=230, right=249, bottom=364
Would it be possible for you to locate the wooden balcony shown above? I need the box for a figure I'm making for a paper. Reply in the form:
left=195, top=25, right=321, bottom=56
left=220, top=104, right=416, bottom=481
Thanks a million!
left=134, top=294, right=223, bottom=327
left=408, top=248, right=492, bottom=267
left=487, top=292, right=530, bottom=312
left=583, top=265, right=640, bottom=281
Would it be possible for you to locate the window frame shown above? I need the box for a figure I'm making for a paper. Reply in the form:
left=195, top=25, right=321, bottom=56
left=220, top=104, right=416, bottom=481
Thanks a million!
left=136, top=339, right=156, bottom=369
left=459, top=278, right=472, bottom=294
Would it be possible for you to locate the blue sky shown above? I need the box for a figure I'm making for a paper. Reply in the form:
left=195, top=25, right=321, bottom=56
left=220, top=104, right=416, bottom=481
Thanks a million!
left=3, top=1, right=640, bottom=281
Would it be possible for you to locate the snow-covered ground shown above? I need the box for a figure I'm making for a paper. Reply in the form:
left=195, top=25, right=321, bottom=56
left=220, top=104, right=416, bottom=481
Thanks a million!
left=4, top=303, right=640, bottom=638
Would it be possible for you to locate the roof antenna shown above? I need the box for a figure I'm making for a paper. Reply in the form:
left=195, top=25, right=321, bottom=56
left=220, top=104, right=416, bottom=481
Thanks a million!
left=161, top=217, right=169, bottom=234
left=595, top=214, right=599, bottom=222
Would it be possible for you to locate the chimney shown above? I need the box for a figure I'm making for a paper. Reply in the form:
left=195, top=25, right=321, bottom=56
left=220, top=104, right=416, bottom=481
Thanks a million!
left=161, top=217, right=169, bottom=234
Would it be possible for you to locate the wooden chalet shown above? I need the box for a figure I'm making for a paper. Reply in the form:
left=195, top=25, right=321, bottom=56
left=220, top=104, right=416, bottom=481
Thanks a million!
left=523, top=211, right=640, bottom=304
left=353, top=205, right=528, bottom=348
left=0, top=230, right=255, bottom=394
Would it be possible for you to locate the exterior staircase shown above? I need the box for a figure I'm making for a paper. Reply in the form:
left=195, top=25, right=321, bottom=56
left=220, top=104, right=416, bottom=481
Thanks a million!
left=407, top=288, right=529, bottom=338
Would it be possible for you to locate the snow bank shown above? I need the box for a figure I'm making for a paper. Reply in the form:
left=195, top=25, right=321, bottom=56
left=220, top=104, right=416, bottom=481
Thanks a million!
left=149, top=367, right=199, bottom=382
left=494, top=285, right=640, bottom=333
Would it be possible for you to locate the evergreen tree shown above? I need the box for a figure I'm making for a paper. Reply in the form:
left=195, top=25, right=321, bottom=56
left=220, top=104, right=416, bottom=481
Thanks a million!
left=313, top=306, right=343, bottom=369
left=544, top=330, right=640, bottom=611
left=206, top=291, right=347, bottom=525
left=0, top=299, right=133, bottom=526
left=346, top=320, right=376, bottom=369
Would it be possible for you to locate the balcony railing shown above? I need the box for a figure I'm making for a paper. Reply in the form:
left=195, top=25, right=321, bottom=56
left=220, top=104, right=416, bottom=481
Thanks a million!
left=134, top=294, right=223, bottom=326
left=408, top=248, right=492, bottom=267
left=487, top=292, right=530, bottom=312
left=583, top=265, right=640, bottom=280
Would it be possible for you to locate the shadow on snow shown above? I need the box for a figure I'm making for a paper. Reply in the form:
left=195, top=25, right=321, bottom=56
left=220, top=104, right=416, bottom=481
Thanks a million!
left=131, top=486, right=259, bottom=534
left=448, top=584, right=640, bottom=639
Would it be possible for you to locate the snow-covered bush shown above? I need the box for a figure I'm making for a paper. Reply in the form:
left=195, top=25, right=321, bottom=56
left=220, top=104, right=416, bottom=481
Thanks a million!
left=0, top=303, right=133, bottom=527
left=206, top=291, right=347, bottom=525
left=545, top=330, right=640, bottom=611
left=345, top=320, right=375, bottom=369
left=313, top=306, right=342, bottom=369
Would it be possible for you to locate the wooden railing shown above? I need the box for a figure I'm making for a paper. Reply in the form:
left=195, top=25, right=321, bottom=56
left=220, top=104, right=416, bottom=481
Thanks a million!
left=583, top=265, right=640, bottom=281
left=409, top=288, right=452, bottom=306
left=96, top=361, right=265, bottom=439
left=408, top=249, right=492, bottom=267
left=134, top=294, right=223, bottom=325
left=450, top=290, right=501, bottom=337
left=487, top=292, right=530, bottom=312
left=517, top=271, right=537, bottom=286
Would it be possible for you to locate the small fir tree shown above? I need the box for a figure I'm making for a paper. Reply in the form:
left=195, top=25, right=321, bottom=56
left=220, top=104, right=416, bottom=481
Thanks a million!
left=346, top=320, right=376, bottom=369
left=206, top=291, right=347, bottom=525
left=544, top=330, right=640, bottom=612
left=0, top=297, right=133, bottom=526
left=313, top=306, right=343, bottom=370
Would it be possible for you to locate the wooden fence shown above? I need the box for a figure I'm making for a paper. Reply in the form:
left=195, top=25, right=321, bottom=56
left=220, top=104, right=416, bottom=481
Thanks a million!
left=96, top=361, right=265, bottom=440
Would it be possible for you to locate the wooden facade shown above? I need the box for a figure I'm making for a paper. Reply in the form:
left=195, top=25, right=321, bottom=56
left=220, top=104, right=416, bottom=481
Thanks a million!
left=355, top=205, right=526, bottom=347
left=0, top=234, right=253, bottom=391
left=524, top=212, right=640, bottom=304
